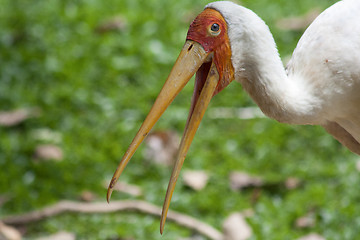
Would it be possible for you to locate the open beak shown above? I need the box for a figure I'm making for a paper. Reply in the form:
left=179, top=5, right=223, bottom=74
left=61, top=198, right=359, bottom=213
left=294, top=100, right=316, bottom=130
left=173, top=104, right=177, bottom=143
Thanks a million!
left=107, top=40, right=220, bottom=233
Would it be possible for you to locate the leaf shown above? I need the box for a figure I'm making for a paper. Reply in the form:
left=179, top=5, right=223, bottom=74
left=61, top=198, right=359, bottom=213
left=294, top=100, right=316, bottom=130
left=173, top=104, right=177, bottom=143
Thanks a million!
left=229, top=171, right=263, bottom=190
left=222, top=213, right=252, bottom=240
left=34, top=144, right=63, bottom=161
left=285, top=177, right=301, bottom=190
left=95, top=15, right=127, bottom=34
left=143, top=131, right=179, bottom=166
left=182, top=170, right=209, bottom=191
left=0, top=108, right=40, bottom=127
left=79, top=191, right=97, bottom=202
left=295, top=212, right=315, bottom=228
left=37, top=231, right=75, bottom=240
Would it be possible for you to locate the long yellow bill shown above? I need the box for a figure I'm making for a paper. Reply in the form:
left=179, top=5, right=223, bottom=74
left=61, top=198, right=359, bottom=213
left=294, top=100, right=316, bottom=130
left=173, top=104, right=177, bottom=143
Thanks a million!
left=107, top=40, right=220, bottom=233
left=160, top=61, right=219, bottom=234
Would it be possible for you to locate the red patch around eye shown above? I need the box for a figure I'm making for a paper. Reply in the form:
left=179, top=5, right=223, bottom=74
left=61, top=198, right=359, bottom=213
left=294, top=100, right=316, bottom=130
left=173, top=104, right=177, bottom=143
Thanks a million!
left=186, top=9, right=228, bottom=52
left=186, top=8, right=234, bottom=95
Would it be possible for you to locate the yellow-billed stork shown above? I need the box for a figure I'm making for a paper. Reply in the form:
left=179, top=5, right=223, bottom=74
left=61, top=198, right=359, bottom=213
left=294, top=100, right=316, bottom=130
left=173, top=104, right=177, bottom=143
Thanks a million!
left=107, top=0, right=360, bottom=233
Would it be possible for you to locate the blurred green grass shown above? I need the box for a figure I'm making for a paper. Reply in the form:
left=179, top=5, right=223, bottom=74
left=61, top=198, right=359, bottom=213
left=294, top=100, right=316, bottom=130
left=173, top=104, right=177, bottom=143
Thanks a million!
left=1, top=0, right=360, bottom=239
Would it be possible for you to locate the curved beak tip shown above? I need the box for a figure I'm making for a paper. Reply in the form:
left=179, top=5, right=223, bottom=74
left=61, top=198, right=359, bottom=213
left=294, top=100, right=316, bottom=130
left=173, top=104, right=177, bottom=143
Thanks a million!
left=106, top=189, right=112, bottom=203
left=107, top=177, right=117, bottom=203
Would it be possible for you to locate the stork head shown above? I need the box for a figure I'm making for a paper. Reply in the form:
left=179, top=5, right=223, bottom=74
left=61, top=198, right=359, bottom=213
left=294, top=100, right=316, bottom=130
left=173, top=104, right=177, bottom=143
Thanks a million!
left=107, top=2, right=238, bottom=234
left=186, top=8, right=234, bottom=96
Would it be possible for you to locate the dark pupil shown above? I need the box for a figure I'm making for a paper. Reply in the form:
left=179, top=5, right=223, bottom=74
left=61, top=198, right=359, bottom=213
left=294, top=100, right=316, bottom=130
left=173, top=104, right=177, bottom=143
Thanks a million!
left=211, top=23, right=219, bottom=32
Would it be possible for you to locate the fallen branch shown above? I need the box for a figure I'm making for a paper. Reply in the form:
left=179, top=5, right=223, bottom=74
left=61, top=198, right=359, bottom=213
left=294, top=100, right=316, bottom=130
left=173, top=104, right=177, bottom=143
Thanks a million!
left=2, top=200, right=222, bottom=240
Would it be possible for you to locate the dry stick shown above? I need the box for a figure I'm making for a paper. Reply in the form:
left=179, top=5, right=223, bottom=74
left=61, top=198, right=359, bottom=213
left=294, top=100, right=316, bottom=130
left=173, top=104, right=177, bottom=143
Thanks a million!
left=2, top=200, right=223, bottom=240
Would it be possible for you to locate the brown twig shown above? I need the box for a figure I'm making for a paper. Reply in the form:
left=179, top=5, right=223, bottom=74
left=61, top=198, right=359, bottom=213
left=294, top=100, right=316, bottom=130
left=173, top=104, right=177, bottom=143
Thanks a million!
left=2, top=200, right=223, bottom=240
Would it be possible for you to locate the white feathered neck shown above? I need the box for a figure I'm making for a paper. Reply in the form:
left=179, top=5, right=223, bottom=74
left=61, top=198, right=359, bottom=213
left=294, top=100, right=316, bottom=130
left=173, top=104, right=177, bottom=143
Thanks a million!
left=206, top=1, right=322, bottom=125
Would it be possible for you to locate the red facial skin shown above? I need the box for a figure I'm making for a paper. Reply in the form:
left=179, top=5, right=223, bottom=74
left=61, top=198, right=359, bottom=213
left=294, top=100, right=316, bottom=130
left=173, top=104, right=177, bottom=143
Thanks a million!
left=186, top=8, right=235, bottom=96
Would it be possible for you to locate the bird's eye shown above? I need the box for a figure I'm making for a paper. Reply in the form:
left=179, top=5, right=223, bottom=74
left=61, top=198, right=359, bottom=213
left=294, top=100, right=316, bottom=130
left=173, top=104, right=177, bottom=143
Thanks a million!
left=209, top=23, right=221, bottom=36
left=211, top=23, right=220, bottom=32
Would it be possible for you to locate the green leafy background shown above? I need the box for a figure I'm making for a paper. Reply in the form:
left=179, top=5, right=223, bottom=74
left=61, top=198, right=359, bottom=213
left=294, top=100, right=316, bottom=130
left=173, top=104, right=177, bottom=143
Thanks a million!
left=1, top=0, right=359, bottom=239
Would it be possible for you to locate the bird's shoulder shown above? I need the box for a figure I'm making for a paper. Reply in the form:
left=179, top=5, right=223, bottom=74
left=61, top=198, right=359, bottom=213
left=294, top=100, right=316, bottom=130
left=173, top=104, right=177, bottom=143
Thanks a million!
left=286, top=0, right=360, bottom=123
left=287, top=0, right=360, bottom=89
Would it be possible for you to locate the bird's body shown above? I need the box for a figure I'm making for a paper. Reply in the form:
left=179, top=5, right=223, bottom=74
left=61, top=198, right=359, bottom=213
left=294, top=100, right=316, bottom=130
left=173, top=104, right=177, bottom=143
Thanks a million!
left=108, top=0, right=360, bottom=232
left=290, top=0, right=360, bottom=151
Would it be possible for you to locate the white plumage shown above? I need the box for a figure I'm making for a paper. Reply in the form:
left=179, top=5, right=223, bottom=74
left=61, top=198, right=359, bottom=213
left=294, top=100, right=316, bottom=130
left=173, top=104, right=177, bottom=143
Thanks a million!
left=207, top=0, right=360, bottom=154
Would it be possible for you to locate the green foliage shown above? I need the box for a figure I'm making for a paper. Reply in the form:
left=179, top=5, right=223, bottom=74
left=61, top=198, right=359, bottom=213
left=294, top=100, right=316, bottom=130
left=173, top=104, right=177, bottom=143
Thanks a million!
left=1, top=0, right=359, bottom=239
